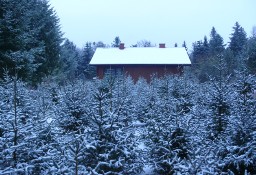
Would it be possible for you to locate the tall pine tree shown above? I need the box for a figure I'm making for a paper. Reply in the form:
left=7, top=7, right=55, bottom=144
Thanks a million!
left=0, top=0, right=63, bottom=84
left=209, top=27, right=225, bottom=56
left=229, top=22, right=247, bottom=56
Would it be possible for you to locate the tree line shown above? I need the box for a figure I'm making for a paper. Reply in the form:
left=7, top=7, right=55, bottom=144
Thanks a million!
left=191, top=23, right=256, bottom=82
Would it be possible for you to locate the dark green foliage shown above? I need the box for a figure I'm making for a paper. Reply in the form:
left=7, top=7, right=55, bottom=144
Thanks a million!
left=144, top=76, right=192, bottom=175
left=148, top=125, right=189, bottom=175
left=0, top=0, right=63, bottom=84
left=78, top=42, right=96, bottom=79
left=207, top=56, right=231, bottom=138
left=59, top=39, right=80, bottom=81
left=221, top=138, right=256, bottom=175
left=83, top=79, right=143, bottom=174
left=223, top=48, right=237, bottom=75
left=192, top=40, right=209, bottom=63
left=191, top=25, right=249, bottom=82
left=229, top=22, right=247, bottom=56
left=55, top=82, right=89, bottom=134
left=170, top=128, right=188, bottom=159
left=209, top=27, right=225, bottom=56
left=218, top=71, right=256, bottom=174
left=191, top=37, right=212, bottom=82
left=247, top=36, right=256, bottom=74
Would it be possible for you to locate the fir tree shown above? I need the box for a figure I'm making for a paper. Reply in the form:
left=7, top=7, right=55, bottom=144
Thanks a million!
left=247, top=36, right=256, bottom=73
left=59, top=39, right=80, bottom=81
left=221, top=70, right=256, bottom=174
left=209, top=27, right=225, bottom=56
left=207, top=56, right=231, bottom=138
left=229, top=22, right=247, bottom=56
left=0, top=0, right=63, bottom=84
left=78, top=42, right=96, bottom=79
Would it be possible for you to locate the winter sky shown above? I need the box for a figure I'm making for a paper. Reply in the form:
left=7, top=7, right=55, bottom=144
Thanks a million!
left=49, top=0, right=256, bottom=51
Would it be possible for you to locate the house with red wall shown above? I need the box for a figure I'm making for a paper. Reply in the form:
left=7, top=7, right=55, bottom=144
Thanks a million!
left=89, top=43, right=191, bottom=81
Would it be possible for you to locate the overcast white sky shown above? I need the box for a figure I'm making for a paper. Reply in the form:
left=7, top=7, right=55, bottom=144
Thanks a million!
left=49, top=0, right=256, bottom=51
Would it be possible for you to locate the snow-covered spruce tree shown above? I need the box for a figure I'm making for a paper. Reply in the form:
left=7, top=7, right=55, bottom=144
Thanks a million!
left=47, top=133, right=90, bottom=175
left=206, top=55, right=232, bottom=139
left=54, top=80, right=90, bottom=134
left=220, top=70, right=256, bottom=174
left=247, top=35, right=256, bottom=74
left=110, top=74, right=136, bottom=127
left=229, top=22, right=247, bottom=57
left=145, top=75, right=191, bottom=174
left=0, top=0, right=63, bottom=84
left=133, top=77, right=152, bottom=123
left=0, top=73, right=55, bottom=174
left=0, top=74, right=29, bottom=173
left=78, top=42, right=96, bottom=79
left=183, top=80, right=221, bottom=174
left=84, top=77, right=143, bottom=174
left=58, top=39, right=80, bottom=81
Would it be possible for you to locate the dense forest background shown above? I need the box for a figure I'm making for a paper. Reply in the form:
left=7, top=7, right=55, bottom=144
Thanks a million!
left=0, top=0, right=256, bottom=174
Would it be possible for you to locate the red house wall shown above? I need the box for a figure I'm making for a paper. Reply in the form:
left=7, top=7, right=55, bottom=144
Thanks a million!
left=96, top=65, right=183, bottom=82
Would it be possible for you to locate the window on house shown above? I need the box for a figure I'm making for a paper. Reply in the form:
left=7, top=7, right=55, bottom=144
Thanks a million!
left=104, top=67, right=123, bottom=77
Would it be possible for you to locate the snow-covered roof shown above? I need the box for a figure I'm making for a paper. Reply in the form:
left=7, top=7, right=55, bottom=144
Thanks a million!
left=89, top=47, right=191, bottom=65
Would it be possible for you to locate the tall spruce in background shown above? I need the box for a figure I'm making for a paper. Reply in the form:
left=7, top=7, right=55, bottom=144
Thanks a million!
left=0, top=0, right=63, bottom=84
left=209, top=27, right=225, bottom=56
left=78, top=42, right=96, bottom=79
left=247, top=33, right=256, bottom=73
left=59, top=39, right=80, bottom=81
left=229, top=22, right=247, bottom=56
left=30, top=0, right=63, bottom=83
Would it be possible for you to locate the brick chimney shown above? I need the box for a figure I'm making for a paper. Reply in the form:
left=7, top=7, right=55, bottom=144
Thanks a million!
left=159, top=43, right=165, bottom=48
left=119, top=43, right=125, bottom=50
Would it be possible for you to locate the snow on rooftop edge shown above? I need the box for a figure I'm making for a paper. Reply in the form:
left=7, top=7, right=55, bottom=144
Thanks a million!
left=89, top=47, right=191, bottom=65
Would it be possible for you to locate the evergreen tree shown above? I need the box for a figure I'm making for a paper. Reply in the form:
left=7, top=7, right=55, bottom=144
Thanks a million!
left=144, top=76, right=193, bottom=174
left=247, top=36, right=256, bottom=73
left=59, top=39, right=80, bottom=81
left=0, top=74, right=56, bottom=174
left=111, top=36, right=121, bottom=47
left=207, top=56, right=231, bottom=138
left=203, top=36, right=210, bottom=54
left=223, top=48, right=236, bottom=75
left=78, top=42, right=96, bottom=79
left=221, top=70, right=256, bottom=174
left=229, top=22, right=247, bottom=56
left=191, top=38, right=212, bottom=82
left=83, top=79, right=143, bottom=174
left=0, top=0, right=63, bottom=84
left=54, top=81, right=90, bottom=134
left=209, top=27, right=225, bottom=56
left=192, top=41, right=207, bottom=63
